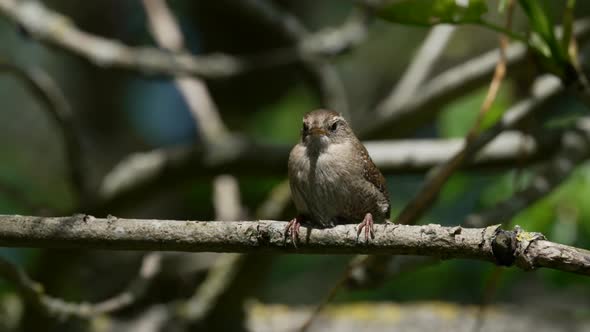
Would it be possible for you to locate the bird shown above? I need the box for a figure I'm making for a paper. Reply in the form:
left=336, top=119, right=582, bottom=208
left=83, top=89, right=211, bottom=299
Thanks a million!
left=286, top=109, right=390, bottom=245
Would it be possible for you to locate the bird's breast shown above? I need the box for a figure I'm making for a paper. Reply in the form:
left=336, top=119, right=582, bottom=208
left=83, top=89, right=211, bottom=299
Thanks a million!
left=289, top=142, right=364, bottom=225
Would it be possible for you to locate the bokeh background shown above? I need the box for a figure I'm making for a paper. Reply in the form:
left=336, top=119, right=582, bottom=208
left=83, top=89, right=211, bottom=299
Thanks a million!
left=1, top=0, right=590, bottom=331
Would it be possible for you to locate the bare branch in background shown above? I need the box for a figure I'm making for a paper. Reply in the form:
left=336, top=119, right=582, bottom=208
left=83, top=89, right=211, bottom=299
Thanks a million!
left=0, top=252, right=161, bottom=318
left=97, top=116, right=573, bottom=214
left=179, top=254, right=245, bottom=322
left=142, top=0, right=230, bottom=144
left=347, top=113, right=590, bottom=287
left=363, top=19, right=590, bottom=138
left=236, top=0, right=371, bottom=117
left=0, top=0, right=367, bottom=82
left=256, top=179, right=291, bottom=220
left=1, top=0, right=589, bottom=139
left=96, top=72, right=564, bottom=211
left=375, top=24, right=455, bottom=118
left=467, top=120, right=590, bottom=227
left=0, top=215, right=587, bottom=276
left=213, top=175, right=244, bottom=221
left=0, top=0, right=245, bottom=77
left=467, top=0, right=514, bottom=140
left=394, top=3, right=516, bottom=226
left=140, top=3, right=250, bottom=330
left=0, top=62, right=87, bottom=203
left=395, top=75, right=562, bottom=225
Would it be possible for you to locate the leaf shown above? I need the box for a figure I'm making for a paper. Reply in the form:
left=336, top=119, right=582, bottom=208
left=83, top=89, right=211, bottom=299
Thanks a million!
left=518, top=0, right=568, bottom=65
left=498, top=0, right=510, bottom=13
left=438, top=82, right=512, bottom=138
left=377, top=0, right=487, bottom=26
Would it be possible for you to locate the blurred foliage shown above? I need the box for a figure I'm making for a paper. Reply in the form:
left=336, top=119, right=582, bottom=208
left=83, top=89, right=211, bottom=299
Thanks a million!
left=377, top=0, right=488, bottom=26
left=438, top=81, right=514, bottom=137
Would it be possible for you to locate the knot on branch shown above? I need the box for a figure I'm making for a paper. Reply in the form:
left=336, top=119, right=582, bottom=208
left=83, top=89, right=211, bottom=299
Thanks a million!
left=492, top=226, right=546, bottom=269
left=491, top=228, right=516, bottom=266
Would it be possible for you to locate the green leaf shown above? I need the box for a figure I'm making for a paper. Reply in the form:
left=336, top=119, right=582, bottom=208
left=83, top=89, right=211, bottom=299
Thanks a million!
left=377, top=0, right=487, bottom=26
left=498, top=0, right=510, bottom=13
left=518, top=0, right=568, bottom=65
left=438, top=82, right=512, bottom=138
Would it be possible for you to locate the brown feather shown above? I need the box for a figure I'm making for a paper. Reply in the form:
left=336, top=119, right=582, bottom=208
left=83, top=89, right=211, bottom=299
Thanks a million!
left=354, top=139, right=391, bottom=217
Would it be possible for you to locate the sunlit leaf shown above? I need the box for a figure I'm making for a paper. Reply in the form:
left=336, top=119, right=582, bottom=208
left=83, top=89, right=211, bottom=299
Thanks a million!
left=518, top=0, right=568, bottom=65
left=377, top=0, right=487, bottom=26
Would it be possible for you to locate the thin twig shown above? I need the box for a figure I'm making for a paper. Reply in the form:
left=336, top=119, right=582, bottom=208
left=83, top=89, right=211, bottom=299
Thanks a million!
left=0, top=252, right=161, bottom=318
left=395, top=2, right=517, bottom=226
left=142, top=3, right=248, bottom=329
left=0, top=0, right=367, bottom=81
left=298, top=256, right=368, bottom=332
left=0, top=62, right=87, bottom=203
left=466, top=120, right=590, bottom=227
left=236, top=0, right=370, bottom=117
left=376, top=24, right=456, bottom=118
left=395, top=74, right=559, bottom=225
left=364, top=19, right=590, bottom=138
left=178, top=254, right=245, bottom=322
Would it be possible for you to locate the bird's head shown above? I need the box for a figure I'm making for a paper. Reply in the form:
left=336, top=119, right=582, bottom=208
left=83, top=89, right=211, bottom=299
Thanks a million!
left=300, top=109, right=354, bottom=149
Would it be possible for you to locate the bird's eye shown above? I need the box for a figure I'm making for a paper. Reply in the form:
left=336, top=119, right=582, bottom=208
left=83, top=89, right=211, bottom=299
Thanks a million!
left=330, top=122, right=338, bottom=132
left=302, top=123, right=309, bottom=132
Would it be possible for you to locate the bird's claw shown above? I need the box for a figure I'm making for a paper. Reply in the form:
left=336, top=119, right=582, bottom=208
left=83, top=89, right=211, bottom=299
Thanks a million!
left=357, top=212, right=375, bottom=242
left=285, top=216, right=303, bottom=248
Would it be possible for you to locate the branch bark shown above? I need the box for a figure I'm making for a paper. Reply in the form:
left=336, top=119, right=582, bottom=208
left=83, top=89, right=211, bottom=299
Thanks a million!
left=0, top=215, right=588, bottom=276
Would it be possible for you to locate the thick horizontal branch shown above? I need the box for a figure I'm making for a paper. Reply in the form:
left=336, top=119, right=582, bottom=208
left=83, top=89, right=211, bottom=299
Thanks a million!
left=0, top=215, right=589, bottom=276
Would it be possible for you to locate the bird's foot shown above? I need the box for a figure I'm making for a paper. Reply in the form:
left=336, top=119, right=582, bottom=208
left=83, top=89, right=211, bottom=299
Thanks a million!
left=285, top=215, right=303, bottom=248
left=357, top=212, right=375, bottom=242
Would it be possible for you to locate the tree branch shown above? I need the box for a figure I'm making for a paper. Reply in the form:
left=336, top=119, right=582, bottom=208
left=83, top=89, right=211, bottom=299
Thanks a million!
left=395, top=75, right=562, bottom=225
left=0, top=215, right=588, bottom=276
left=142, top=0, right=230, bottom=144
left=95, top=122, right=571, bottom=212
left=0, top=0, right=366, bottom=81
left=466, top=119, right=590, bottom=227
left=0, top=0, right=247, bottom=78
left=361, top=19, right=590, bottom=138
left=375, top=24, right=455, bottom=118
left=0, top=252, right=161, bottom=318
left=0, top=62, right=87, bottom=203
left=235, top=0, right=370, bottom=117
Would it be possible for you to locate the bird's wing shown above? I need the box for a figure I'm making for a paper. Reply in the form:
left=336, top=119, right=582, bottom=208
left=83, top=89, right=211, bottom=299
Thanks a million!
left=357, top=141, right=391, bottom=215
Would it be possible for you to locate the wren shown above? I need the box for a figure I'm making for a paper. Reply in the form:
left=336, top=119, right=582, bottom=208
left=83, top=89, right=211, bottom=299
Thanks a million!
left=286, top=109, right=391, bottom=245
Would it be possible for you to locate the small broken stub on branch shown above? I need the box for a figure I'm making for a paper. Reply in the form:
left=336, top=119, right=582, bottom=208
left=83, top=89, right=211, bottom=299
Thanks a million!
left=491, top=226, right=546, bottom=268
left=492, top=228, right=517, bottom=266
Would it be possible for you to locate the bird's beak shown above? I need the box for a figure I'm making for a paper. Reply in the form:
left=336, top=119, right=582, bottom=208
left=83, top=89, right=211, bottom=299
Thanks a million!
left=309, top=127, right=327, bottom=136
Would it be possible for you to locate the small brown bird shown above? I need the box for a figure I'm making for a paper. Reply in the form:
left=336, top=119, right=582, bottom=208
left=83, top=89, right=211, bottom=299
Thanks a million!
left=286, top=109, right=390, bottom=244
